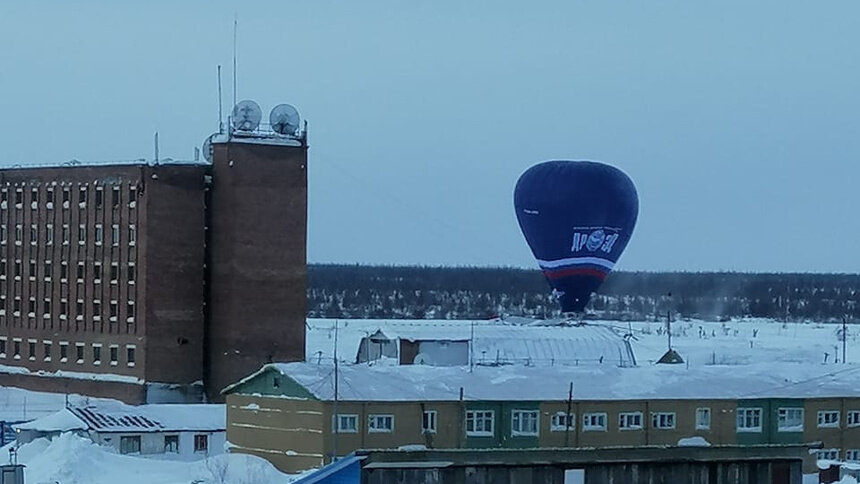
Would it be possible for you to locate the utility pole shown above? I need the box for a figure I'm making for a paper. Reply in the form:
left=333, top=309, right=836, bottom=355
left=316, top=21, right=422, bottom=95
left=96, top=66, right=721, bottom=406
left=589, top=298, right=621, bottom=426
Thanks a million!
left=564, top=382, right=573, bottom=447
left=332, top=321, right=339, bottom=462
left=843, top=317, right=848, bottom=364
left=666, top=292, right=673, bottom=351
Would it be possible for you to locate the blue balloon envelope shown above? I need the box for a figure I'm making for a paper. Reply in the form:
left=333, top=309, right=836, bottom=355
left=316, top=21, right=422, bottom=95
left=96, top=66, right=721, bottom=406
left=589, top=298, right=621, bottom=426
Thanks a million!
left=514, top=160, right=639, bottom=313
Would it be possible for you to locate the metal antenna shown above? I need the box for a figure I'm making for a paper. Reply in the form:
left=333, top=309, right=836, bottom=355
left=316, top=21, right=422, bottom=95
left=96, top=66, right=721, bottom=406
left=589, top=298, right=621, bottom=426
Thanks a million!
left=232, top=14, right=238, bottom=109
left=154, top=132, right=159, bottom=163
left=217, top=65, right=223, bottom=133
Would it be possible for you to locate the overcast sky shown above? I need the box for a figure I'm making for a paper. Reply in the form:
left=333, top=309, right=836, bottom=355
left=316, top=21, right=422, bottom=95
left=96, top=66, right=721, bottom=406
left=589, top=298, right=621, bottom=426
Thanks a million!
left=1, top=2, right=858, bottom=272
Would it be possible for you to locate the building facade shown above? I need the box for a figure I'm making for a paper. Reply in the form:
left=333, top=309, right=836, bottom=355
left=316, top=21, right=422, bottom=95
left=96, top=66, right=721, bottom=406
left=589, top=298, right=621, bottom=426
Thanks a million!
left=0, top=127, right=308, bottom=403
left=223, top=363, right=860, bottom=474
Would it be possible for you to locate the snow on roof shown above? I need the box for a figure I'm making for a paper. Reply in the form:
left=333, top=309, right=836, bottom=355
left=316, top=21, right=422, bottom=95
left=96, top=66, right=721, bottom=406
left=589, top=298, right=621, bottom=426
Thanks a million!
left=210, top=132, right=303, bottom=147
left=13, top=408, right=87, bottom=432
left=17, top=402, right=225, bottom=433
left=308, top=319, right=635, bottom=366
left=0, top=158, right=206, bottom=170
left=239, top=360, right=860, bottom=403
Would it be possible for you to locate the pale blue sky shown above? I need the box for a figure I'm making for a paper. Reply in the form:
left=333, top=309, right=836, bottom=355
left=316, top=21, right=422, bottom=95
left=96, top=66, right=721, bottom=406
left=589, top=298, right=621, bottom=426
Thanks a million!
left=1, top=1, right=858, bottom=272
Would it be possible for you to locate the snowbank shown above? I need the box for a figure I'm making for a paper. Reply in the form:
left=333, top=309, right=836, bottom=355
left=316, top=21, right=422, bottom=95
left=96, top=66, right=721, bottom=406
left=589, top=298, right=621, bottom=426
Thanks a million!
left=16, top=433, right=300, bottom=484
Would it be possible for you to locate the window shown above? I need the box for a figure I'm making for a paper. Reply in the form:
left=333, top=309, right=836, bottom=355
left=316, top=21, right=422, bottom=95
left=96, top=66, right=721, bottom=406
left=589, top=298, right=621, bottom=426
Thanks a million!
left=120, top=436, right=141, bottom=455
left=848, top=411, right=860, bottom=427
left=737, top=408, right=762, bottom=432
left=422, top=410, right=437, bottom=434
left=95, top=187, right=103, bottom=207
left=109, top=345, right=118, bottom=366
left=847, top=450, right=860, bottom=463
left=194, top=434, right=208, bottom=453
left=14, top=189, right=21, bottom=206
left=27, top=339, right=36, bottom=361
left=92, top=300, right=101, bottom=318
left=127, top=263, right=135, bottom=284
left=511, top=410, right=539, bottom=436
left=111, top=224, right=119, bottom=246
left=109, top=301, right=117, bottom=319
left=60, top=299, right=68, bottom=318
left=0, top=224, right=5, bottom=243
left=777, top=408, right=803, bottom=432
left=333, top=414, right=358, bottom=433
left=78, top=224, right=85, bottom=244
left=127, top=302, right=135, bottom=322
left=62, top=187, right=70, bottom=204
left=110, top=263, right=119, bottom=282
left=164, top=435, right=179, bottom=453
left=92, top=344, right=101, bottom=365
left=465, top=410, right=494, bottom=436
left=44, top=260, right=52, bottom=281
left=78, top=187, right=87, bottom=205
left=75, top=343, right=84, bottom=364
left=368, top=414, right=394, bottom=433
left=0, top=337, right=5, bottom=357
left=696, top=407, right=711, bottom=430
left=94, top=224, right=103, bottom=244
left=29, top=225, right=36, bottom=245
left=94, top=262, right=102, bottom=283
left=60, top=262, right=68, bottom=281
left=28, top=298, right=35, bottom=315
left=46, top=187, right=54, bottom=207
left=77, top=262, right=85, bottom=281
left=28, top=261, right=36, bottom=280
left=818, top=410, right=840, bottom=428
left=550, top=412, right=575, bottom=431
left=816, top=449, right=839, bottom=461
left=13, top=297, right=20, bottom=315
left=76, top=300, right=84, bottom=318
left=112, top=187, right=120, bottom=208
left=619, top=412, right=643, bottom=430
left=43, top=299, right=51, bottom=318
left=14, top=225, right=21, bottom=244
left=582, top=412, right=607, bottom=431
left=62, top=224, right=69, bottom=244
left=12, top=339, right=21, bottom=360
left=129, top=225, right=136, bottom=245
left=59, top=342, right=68, bottom=362
left=129, top=186, right=137, bottom=205
left=43, top=340, right=51, bottom=361
left=14, top=260, right=20, bottom=279
left=126, top=345, right=136, bottom=366
left=46, top=224, right=53, bottom=245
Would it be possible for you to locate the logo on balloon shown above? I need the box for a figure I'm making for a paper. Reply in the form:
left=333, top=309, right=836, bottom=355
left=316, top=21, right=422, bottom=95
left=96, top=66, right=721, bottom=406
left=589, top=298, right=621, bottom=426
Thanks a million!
left=571, top=227, right=620, bottom=254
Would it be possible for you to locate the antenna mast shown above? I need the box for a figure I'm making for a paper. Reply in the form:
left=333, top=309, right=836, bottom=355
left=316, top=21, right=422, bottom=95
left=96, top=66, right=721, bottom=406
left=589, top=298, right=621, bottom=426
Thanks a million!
left=232, top=15, right=238, bottom=109
left=332, top=321, right=339, bottom=462
left=217, top=65, right=223, bottom=133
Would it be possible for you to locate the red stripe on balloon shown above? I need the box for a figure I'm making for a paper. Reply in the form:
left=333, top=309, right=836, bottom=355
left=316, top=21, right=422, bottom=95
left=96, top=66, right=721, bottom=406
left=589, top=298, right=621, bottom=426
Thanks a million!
left=543, top=267, right=608, bottom=280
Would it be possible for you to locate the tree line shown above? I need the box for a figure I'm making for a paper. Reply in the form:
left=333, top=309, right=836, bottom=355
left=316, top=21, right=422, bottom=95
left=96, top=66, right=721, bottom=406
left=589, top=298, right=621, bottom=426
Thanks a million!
left=307, top=264, right=860, bottom=321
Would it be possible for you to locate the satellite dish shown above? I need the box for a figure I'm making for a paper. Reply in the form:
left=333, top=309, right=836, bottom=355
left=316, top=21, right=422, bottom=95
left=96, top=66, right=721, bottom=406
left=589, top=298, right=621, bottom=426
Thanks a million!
left=231, top=100, right=262, bottom=131
left=413, top=353, right=433, bottom=365
left=201, top=134, right=217, bottom=162
left=270, top=104, right=300, bottom=135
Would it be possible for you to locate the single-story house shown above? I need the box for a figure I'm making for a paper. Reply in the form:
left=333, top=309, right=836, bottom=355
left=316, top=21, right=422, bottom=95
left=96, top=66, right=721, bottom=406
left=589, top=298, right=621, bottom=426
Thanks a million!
left=14, top=402, right=225, bottom=459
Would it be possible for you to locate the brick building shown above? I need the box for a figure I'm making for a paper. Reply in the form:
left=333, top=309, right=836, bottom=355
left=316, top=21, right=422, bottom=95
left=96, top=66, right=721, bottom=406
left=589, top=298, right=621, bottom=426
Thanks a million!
left=0, top=127, right=308, bottom=403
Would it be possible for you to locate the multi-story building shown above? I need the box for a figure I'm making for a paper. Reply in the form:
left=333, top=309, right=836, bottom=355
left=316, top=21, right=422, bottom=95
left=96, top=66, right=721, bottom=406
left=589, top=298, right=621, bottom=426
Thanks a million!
left=0, top=119, right=308, bottom=403
left=223, top=361, right=860, bottom=474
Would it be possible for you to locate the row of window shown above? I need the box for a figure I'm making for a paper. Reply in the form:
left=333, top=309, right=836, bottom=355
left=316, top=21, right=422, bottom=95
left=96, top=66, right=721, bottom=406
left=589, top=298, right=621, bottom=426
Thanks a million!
left=0, top=223, right=136, bottom=246
left=736, top=407, right=860, bottom=432
left=0, top=259, right=135, bottom=284
left=818, top=448, right=860, bottom=463
left=1, top=184, right=138, bottom=210
left=332, top=407, right=860, bottom=437
left=119, top=434, right=208, bottom=455
left=0, top=295, right=135, bottom=321
left=0, top=337, right=136, bottom=367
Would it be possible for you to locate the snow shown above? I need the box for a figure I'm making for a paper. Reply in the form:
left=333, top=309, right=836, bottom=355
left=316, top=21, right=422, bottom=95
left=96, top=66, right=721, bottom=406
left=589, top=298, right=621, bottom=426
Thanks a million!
left=677, top=436, right=710, bottom=447
left=0, top=386, right=117, bottom=421
left=7, top=433, right=303, bottom=484
left=0, top=362, right=144, bottom=384
left=13, top=408, right=86, bottom=432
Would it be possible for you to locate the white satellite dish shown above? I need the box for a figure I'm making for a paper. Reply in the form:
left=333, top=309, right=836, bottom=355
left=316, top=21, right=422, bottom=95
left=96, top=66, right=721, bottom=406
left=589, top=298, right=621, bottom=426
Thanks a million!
left=201, top=133, right=217, bottom=162
left=231, top=100, right=262, bottom=131
left=413, top=353, right=433, bottom=365
left=270, top=104, right=300, bottom=135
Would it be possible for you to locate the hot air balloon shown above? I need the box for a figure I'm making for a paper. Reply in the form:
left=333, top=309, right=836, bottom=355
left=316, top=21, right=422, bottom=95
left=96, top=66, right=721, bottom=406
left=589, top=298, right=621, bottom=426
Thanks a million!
left=514, top=160, right=638, bottom=314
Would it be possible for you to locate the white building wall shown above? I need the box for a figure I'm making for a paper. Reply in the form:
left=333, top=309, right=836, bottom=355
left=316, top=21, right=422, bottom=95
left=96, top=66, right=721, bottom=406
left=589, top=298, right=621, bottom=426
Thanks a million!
left=93, top=430, right=225, bottom=458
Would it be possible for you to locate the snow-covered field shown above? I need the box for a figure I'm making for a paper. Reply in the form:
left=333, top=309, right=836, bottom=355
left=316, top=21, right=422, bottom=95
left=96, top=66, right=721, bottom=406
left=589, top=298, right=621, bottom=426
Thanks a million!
left=2, top=433, right=301, bottom=484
